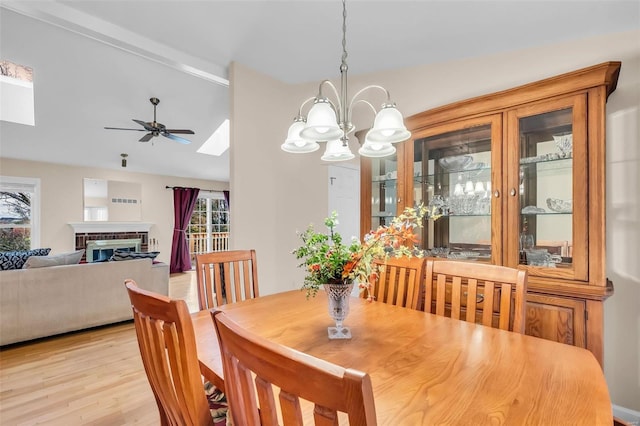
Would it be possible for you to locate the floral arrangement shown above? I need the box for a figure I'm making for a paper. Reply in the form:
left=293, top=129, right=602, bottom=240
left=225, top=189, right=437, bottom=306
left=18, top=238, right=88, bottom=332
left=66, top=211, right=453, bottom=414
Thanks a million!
left=292, top=204, right=428, bottom=299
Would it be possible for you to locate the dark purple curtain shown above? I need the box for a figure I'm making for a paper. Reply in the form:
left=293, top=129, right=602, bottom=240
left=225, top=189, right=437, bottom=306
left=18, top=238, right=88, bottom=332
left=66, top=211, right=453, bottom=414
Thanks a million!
left=170, top=187, right=200, bottom=273
left=223, top=190, right=230, bottom=210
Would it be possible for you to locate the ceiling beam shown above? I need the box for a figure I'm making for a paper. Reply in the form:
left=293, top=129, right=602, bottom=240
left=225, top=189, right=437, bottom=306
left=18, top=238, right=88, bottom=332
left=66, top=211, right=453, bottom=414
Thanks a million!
left=1, top=1, right=229, bottom=87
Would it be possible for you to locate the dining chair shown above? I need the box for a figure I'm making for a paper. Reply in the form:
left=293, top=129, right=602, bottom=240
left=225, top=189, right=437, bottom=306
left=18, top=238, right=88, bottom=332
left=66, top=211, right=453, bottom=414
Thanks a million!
left=195, top=249, right=259, bottom=310
left=365, top=256, right=426, bottom=310
left=212, top=309, right=378, bottom=425
left=423, top=259, right=528, bottom=333
left=124, top=280, right=228, bottom=426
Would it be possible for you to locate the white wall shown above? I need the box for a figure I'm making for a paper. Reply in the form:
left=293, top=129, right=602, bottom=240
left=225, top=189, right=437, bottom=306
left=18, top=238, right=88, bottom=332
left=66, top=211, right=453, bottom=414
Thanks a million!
left=0, top=158, right=227, bottom=265
left=230, top=30, right=640, bottom=410
left=230, top=62, right=335, bottom=296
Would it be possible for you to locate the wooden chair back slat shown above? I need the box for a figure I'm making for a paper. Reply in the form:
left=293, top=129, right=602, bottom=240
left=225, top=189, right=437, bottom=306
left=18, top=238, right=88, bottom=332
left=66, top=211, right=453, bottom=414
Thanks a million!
left=451, top=276, right=462, bottom=320
left=499, top=283, right=513, bottom=330
left=424, top=260, right=528, bottom=333
left=366, top=256, right=425, bottom=310
left=243, top=261, right=252, bottom=300
left=280, top=391, right=304, bottom=424
left=256, top=377, right=278, bottom=424
left=482, top=281, right=495, bottom=327
left=435, top=273, right=446, bottom=316
left=195, top=249, right=259, bottom=310
left=125, top=280, right=214, bottom=426
left=314, top=405, right=339, bottom=426
left=465, top=279, right=478, bottom=323
left=212, top=310, right=377, bottom=425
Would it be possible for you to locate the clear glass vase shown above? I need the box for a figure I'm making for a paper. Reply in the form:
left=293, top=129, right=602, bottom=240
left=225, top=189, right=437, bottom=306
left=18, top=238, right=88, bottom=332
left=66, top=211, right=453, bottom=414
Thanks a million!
left=323, top=282, right=354, bottom=339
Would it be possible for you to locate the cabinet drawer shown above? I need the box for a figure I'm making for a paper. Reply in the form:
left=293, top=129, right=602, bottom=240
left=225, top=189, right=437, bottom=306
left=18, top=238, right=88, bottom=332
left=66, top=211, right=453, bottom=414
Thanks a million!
left=525, top=293, right=586, bottom=347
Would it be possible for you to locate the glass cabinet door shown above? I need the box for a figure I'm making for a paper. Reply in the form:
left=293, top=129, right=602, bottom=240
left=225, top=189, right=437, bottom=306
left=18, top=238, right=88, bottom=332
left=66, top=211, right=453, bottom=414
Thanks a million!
left=507, top=95, right=588, bottom=281
left=411, top=115, right=502, bottom=263
left=370, top=154, right=399, bottom=229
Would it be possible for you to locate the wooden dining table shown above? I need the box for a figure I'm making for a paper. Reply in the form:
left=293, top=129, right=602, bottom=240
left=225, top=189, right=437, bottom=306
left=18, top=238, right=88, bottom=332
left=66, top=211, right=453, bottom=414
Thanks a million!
left=192, top=290, right=612, bottom=425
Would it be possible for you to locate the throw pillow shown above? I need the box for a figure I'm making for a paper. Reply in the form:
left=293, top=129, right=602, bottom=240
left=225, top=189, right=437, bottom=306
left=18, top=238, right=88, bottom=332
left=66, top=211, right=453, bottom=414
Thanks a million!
left=0, top=248, right=51, bottom=270
left=110, top=250, right=160, bottom=261
left=22, top=249, right=85, bottom=269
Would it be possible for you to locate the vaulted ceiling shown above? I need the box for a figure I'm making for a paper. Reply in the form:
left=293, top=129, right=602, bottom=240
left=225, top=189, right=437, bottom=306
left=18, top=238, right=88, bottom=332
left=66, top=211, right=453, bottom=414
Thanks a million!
left=1, top=1, right=638, bottom=182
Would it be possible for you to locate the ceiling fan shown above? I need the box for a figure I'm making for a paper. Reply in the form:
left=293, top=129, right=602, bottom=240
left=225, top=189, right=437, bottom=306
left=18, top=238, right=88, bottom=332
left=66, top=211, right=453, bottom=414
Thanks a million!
left=104, top=97, right=194, bottom=144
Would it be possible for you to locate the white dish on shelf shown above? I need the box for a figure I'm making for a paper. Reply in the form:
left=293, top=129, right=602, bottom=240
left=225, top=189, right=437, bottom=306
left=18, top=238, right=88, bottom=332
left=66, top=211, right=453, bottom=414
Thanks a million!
left=520, top=152, right=573, bottom=164
left=546, top=198, right=572, bottom=213
left=438, top=155, right=473, bottom=172
left=464, top=162, right=486, bottom=171
left=447, top=251, right=479, bottom=260
left=520, top=154, right=547, bottom=164
left=522, top=205, right=546, bottom=214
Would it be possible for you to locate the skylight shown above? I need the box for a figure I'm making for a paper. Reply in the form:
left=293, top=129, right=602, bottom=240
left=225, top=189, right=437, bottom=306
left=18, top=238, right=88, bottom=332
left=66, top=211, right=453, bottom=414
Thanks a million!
left=0, top=60, right=35, bottom=126
left=198, top=119, right=229, bottom=156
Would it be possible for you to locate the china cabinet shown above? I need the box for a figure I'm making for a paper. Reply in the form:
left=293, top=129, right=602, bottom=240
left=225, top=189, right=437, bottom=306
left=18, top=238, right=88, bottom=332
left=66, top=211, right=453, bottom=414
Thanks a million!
left=360, top=62, right=621, bottom=365
left=359, top=148, right=401, bottom=230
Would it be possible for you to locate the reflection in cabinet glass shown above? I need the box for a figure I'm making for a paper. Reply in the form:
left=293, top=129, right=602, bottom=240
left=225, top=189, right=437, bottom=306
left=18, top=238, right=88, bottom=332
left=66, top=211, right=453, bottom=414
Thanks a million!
left=370, top=155, right=398, bottom=228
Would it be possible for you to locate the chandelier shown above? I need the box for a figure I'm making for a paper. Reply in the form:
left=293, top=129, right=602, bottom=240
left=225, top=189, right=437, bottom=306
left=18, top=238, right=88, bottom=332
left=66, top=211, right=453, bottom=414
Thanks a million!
left=281, top=0, right=410, bottom=161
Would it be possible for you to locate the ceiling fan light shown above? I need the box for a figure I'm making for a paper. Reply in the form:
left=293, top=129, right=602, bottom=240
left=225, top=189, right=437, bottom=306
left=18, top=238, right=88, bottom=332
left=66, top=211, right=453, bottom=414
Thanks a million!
left=321, top=139, right=355, bottom=162
left=367, top=105, right=411, bottom=144
left=300, top=99, right=342, bottom=141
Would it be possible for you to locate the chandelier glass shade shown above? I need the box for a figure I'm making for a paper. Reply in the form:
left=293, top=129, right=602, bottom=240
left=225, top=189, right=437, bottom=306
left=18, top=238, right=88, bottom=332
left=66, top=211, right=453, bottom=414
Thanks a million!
left=280, top=118, right=320, bottom=153
left=299, top=99, right=343, bottom=141
left=321, top=139, right=356, bottom=162
left=358, top=131, right=397, bottom=158
left=366, top=105, right=411, bottom=143
left=282, top=0, right=410, bottom=161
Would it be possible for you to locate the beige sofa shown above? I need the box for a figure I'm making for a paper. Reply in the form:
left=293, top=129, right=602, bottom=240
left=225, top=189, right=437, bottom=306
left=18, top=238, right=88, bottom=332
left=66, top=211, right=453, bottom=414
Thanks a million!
left=0, top=258, right=169, bottom=346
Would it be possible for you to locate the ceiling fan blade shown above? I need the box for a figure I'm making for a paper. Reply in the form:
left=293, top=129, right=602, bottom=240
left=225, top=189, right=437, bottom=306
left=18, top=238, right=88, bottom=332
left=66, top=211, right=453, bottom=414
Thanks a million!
left=132, top=119, right=155, bottom=131
left=165, top=129, right=195, bottom=135
left=162, top=132, right=191, bottom=144
left=139, top=133, right=154, bottom=142
left=104, top=126, right=147, bottom=131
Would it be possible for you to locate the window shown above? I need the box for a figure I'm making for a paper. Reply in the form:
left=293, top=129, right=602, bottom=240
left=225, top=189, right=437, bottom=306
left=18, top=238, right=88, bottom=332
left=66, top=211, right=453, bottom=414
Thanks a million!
left=0, top=176, right=41, bottom=250
left=187, top=192, right=229, bottom=264
left=0, top=60, right=35, bottom=126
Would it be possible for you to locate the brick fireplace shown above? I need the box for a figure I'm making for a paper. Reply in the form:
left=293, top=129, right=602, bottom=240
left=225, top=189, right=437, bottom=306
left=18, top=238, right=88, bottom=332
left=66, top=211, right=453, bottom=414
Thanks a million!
left=69, top=222, right=153, bottom=262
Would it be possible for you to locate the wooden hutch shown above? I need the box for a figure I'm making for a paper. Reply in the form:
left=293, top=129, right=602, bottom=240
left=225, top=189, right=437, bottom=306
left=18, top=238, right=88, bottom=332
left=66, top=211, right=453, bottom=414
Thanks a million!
left=360, top=62, right=621, bottom=366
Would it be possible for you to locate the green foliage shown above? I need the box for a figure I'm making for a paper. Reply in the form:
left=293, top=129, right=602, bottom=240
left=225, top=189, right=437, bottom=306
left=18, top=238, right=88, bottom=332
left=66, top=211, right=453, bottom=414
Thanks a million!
left=292, top=211, right=360, bottom=298
left=292, top=205, right=428, bottom=299
left=0, top=192, right=31, bottom=251
left=0, top=228, right=30, bottom=251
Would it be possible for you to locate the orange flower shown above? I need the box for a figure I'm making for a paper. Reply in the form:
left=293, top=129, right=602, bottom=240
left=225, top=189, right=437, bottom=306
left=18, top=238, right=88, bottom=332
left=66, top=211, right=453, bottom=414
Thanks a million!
left=342, top=259, right=358, bottom=276
left=294, top=205, right=428, bottom=299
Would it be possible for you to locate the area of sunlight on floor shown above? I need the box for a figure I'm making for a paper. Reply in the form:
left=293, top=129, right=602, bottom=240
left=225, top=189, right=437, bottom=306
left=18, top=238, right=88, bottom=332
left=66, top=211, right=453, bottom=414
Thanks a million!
left=168, top=270, right=200, bottom=313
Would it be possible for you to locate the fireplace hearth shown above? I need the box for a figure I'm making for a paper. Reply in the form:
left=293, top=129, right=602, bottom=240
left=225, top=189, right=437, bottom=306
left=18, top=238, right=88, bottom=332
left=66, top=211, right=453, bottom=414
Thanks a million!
left=69, top=222, right=152, bottom=262
left=86, top=238, right=142, bottom=262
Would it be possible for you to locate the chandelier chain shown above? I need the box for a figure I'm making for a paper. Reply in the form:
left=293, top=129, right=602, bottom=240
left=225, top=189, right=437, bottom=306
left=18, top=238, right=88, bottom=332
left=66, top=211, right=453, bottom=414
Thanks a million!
left=282, top=0, right=409, bottom=159
left=341, top=0, right=348, bottom=68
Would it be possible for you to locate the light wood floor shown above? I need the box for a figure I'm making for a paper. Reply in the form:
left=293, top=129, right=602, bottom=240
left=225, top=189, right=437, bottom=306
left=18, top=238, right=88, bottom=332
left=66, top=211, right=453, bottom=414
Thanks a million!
left=0, top=271, right=199, bottom=426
